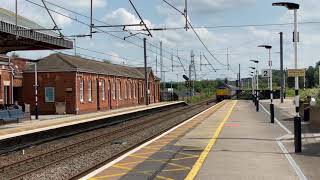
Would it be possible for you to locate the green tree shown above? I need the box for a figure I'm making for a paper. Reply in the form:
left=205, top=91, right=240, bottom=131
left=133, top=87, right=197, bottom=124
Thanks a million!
left=306, top=66, right=315, bottom=88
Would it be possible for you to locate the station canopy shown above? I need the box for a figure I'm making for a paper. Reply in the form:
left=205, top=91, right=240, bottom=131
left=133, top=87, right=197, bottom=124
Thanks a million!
left=0, top=8, right=73, bottom=54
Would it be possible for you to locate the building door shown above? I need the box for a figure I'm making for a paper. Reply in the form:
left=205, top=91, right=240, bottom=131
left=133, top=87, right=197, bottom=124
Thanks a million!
left=108, top=80, right=112, bottom=109
left=96, top=79, right=100, bottom=111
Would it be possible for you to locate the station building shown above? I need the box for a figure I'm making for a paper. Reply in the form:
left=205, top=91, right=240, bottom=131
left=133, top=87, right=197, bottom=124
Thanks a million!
left=22, top=53, right=161, bottom=115
left=0, top=55, right=29, bottom=106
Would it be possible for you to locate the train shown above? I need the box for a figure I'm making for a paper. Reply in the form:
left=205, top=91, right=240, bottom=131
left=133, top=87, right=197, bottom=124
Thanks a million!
left=216, top=83, right=239, bottom=102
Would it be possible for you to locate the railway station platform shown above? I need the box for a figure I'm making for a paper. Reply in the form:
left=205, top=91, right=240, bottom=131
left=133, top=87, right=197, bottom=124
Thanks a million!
left=83, top=100, right=320, bottom=180
left=0, top=101, right=183, bottom=141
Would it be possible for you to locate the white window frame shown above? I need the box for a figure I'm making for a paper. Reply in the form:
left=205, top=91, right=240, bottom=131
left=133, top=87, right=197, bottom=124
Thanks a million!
left=101, top=80, right=105, bottom=101
left=128, top=81, right=131, bottom=99
left=117, top=79, right=122, bottom=100
left=134, top=83, right=136, bottom=98
left=130, top=82, right=135, bottom=99
left=45, top=87, right=55, bottom=103
left=88, top=79, right=92, bottom=102
left=113, top=80, right=116, bottom=100
left=80, top=79, right=84, bottom=102
left=125, top=81, right=128, bottom=99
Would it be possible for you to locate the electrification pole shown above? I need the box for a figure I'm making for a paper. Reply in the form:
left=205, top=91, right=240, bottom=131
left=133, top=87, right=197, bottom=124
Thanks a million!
left=280, top=32, right=284, bottom=103
left=160, top=41, right=163, bottom=90
left=34, top=62, right=39, bottom=120
left=256, top=63, right=259, bottom=112
left=144, top=38, right=148, bottom=105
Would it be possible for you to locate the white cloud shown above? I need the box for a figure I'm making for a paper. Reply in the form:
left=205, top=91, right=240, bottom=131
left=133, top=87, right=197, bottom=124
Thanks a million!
left=109, top=52, right=127, bottom=64
left=104, top=8, right=139, bottom=25
left=55, top=0, right=107, bottom=8
left=103, top=8, right=154, bottom=30
left=157, top=0, right=256, bottom=15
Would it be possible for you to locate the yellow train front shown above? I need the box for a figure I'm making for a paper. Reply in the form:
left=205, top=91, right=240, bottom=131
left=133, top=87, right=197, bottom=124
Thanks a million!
left=216, top=84, right=238, bottom=102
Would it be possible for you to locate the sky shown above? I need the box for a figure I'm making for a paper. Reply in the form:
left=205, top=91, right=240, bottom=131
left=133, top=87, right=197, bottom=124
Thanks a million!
left=1, top=0, right=320, bottom=82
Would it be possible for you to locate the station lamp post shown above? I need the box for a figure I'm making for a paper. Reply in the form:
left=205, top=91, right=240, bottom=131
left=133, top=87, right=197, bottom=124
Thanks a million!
left=249, top=67, right=257, bottom=109
left=273, top=2, right=301, bottom=153
left=258, top=45, right=274, bottom=123
left=249, top=72, right=255, bottom=102
left=250, top=60, right=260, bottom=112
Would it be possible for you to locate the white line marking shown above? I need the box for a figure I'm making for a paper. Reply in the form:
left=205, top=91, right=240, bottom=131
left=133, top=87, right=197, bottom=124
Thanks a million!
left=80, top=102, right=223, bottom=180
left=276, top=138, right=307, bottom=180
left=260, top=103, right=307, bottom=180
left=260, top=103, right=292, bottom=134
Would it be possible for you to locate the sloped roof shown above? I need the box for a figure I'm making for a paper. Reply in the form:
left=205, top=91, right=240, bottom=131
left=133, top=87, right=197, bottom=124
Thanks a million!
left=25, top=53, right=160, bottom=80
left=135, top=67, right=161, bottom=81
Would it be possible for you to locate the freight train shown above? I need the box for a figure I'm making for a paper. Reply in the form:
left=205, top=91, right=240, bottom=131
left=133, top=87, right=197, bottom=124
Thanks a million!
left=216, top=84, right=239, bottom=102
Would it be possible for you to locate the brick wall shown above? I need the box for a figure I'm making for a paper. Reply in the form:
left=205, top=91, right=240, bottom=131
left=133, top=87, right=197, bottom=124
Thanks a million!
left=76, top=73, right=145, bottom=114
left=23, top=71, right=161, bottom=115
left=0, top=68, right=13, bottom=104
left=23, top=72, right=76, bottom=114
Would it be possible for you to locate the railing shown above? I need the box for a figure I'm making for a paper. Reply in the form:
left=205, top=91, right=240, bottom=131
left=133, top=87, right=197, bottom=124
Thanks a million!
left=0, top=21, right=73, bottom=49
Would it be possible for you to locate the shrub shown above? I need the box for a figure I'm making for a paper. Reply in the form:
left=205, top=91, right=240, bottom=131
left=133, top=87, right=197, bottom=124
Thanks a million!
left=299, top=88, right=320, bottom=103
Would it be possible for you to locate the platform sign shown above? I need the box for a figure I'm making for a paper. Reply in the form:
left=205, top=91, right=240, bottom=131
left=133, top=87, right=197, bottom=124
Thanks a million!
left=287, top=69, right=305, bottom=77
left=261, top=69, right=270, bottom=77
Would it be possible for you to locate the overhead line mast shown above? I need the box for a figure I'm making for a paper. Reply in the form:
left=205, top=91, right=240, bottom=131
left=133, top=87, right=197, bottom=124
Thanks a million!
left=162, top=0, right=230, bottom=69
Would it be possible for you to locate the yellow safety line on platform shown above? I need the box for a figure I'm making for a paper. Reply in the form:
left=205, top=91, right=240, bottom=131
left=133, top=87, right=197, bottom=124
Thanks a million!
left=172, top=156, right=199, bottom=161
left=185, top=100, right=237, bottom=180
left=89, top=172, right=127, bottom=179
left=117, top=160, right=145, bottom=166
left=156, top=175, right=175, bottom=180
left=163, top=168, right=189, bottom=172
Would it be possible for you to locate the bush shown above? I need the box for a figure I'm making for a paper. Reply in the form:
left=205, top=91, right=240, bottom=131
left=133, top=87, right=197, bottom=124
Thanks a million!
left=286, top=89, right=295, bottom=97
left=186, top=92, right=215, bottom=104
left=300, top=88, right=319, bottom=102
left=316, top=90, right=320, bottom=105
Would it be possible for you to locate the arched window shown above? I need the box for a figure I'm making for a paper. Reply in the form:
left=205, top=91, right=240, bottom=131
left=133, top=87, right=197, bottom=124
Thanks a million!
left=80, top=79, right=84, bottom=102
left=101, top=80, right=105, bottom=100
left=113, top=80, right=116, bottom=100
left=124, top=81, right=127, bottom=99
left=118, top=79, right=122, bottom=100
left=88, top=79, right=92, bottom=102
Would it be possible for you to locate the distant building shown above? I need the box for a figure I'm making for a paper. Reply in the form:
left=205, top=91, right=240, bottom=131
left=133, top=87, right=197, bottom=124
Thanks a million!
left=22, top=53, right=160, bottom=114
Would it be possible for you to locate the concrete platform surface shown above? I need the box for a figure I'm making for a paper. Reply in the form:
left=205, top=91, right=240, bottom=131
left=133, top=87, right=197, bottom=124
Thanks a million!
left=261, top=98, right=320, bottom=180
left=0, top=101, right=182, bottom=140
left=83, top=100, right=320, bottom=180
left=84, top=100, right=306, bottom=180
left=196, top=100, right=298, bottom=180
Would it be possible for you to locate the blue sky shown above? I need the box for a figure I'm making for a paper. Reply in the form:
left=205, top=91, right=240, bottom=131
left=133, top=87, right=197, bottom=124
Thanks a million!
left=2, top=0, right=320, bottom=82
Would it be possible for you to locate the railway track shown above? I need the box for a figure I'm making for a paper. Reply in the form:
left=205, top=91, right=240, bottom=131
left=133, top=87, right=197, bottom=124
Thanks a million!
left=0, top=100, right=220, bottom=180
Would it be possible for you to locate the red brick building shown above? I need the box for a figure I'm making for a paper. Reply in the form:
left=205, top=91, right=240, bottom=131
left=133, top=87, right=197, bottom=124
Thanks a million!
left=22, top=53, right=160, bottom=114
left=0, top=55, right=29, bottom=106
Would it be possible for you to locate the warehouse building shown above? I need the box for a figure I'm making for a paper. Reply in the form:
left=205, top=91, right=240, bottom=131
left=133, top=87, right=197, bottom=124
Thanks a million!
left=22, top=53, right=160, bottom=114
